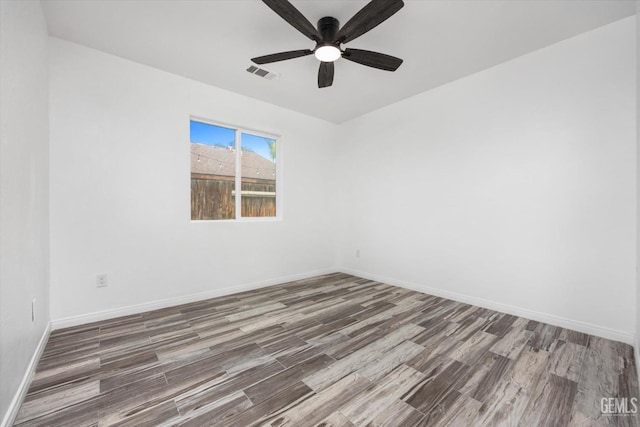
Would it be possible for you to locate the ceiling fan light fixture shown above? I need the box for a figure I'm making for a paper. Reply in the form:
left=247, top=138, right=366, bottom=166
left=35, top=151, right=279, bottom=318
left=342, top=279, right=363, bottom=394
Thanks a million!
left=314, top=45, right=341, bottom=62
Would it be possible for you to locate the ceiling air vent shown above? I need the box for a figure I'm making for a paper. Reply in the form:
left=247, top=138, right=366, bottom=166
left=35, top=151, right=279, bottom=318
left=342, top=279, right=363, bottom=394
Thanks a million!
left=247, top=65, right=279, bottom=80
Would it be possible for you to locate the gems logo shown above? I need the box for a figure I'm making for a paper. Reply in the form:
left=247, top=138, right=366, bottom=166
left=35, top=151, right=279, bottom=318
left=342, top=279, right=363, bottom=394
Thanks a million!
left=601, top=398, right=638, bottom=416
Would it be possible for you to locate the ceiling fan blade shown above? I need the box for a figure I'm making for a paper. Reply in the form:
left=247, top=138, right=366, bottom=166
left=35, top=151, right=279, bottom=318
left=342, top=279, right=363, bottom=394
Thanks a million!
left=252, top=49, right=313, bottom=64
left=335, top=0, right=404, bottom=44
left=342, top=48, right=403, bottom=71
left=262, top=0, right=321, bottom=42
left=318, top=62, right=334, bottom=88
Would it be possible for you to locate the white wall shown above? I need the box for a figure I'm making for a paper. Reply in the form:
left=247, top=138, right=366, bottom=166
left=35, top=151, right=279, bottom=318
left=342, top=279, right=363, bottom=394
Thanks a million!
left=0, top=0, right=50, bottom=423
left=49, top=38, right=338, bottom=322
left=337, top=17, right=636, bottom=342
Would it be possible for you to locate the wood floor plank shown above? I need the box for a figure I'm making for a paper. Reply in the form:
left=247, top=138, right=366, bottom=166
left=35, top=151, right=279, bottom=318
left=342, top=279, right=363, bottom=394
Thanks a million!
left=325, top=327, right=382, bottom=359
left=449, top=330, right=497, bottom=365
left=12, top=273, right=640, bottom=427
left=356, top=340, right=425, bottom=382
left=302, top=323, right=424, bottom=392
left=488, top=321, right=533, bottom=360
left=224, top=302, right=288, bottom=322
left=172, top=359, right=284, bottom=415
left=479, top=346, right=551, bottom=425
left=484, top=313, right=517, bottom=337
left=403, top=359, right=470, bottom=413
left=268, top=373, right=371, bottom=426
left=275, top=332, right=347, bottom=368
left=457, top=351, right=512, bottom=402
left=340, top=364, right=424, bottom=425
left=14, top=399, right=100, bottom=427
left=574, top=338, right=621, bottom=421
left=215, top=381, right=313, bottom=427
left=567, top=411, right=613, bottom=427
left=431, top=392, right=483, bottom=427
left=14, top=380, right=100, bottom=424
left=548, top=340, right=586, bottom=382
left=316, top=411, right=355, bottom=427
left=530, top=323, right=562, bottom=352
left=519, top=372, right=578, bottom=427
left=106, top=400, right=180, bottom=427
left=171, top=391, right=252, bottom=426
left=28, top=356, right=101, bottom=394
left=244, top=353, right=334, bottom=404
left=363, top=399, right=425, bottom=427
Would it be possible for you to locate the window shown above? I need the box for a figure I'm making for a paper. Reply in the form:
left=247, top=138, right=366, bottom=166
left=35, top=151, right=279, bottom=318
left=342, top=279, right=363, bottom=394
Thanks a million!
left=190, top=119, right=278, bottom=220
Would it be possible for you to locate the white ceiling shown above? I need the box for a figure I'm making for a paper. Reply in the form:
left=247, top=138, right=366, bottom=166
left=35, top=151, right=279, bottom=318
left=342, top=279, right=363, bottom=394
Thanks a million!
left=41, top=0, right=636, bottom=123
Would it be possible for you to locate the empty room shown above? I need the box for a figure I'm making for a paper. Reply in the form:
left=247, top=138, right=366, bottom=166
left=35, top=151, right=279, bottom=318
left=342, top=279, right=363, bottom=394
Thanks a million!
left=1, top=0, right=639, bottom=425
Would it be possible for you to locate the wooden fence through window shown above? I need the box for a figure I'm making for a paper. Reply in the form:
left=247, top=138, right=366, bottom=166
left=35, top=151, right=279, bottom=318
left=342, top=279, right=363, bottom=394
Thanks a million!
left=191, top=174, right=276, bottom=220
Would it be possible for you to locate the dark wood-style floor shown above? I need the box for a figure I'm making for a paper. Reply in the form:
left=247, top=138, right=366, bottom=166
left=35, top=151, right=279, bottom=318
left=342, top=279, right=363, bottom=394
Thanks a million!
left=13, top=273, right=640, bottom=426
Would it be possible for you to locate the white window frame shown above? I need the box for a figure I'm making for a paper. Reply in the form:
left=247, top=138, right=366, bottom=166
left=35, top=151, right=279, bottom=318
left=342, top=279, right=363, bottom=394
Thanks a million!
left=190, top=116, right=282, bottom=222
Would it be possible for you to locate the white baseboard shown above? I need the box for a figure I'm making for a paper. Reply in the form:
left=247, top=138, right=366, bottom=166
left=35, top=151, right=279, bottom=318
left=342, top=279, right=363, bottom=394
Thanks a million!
left=52, top=266, right=634, bottom=343
left=340, top=267, right=634, bottom=344
left=51, top=268, right=338, bottom=330
left=1, top=322, right=51, bottom=427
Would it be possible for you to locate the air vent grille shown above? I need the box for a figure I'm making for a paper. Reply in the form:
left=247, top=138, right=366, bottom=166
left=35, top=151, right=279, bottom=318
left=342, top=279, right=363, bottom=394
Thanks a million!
left=247, top=65, right=279, bottom=80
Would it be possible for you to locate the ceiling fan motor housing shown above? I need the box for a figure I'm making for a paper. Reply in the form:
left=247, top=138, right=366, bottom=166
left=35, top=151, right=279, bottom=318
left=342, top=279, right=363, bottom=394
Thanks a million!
left=317, top=17, right=340, bottom=46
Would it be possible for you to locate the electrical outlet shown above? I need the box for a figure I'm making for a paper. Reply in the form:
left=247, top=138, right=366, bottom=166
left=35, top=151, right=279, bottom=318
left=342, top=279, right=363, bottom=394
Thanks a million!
left=31, top=299, right=36, bottom=322
left=96, top=273, right=108, bottom=288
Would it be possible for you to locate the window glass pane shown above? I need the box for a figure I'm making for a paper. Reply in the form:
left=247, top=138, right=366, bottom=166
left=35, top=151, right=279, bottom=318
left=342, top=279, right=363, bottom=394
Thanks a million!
left=190, top=120, right=236, bottom=220
left=240, top=133, right=276, bottom=218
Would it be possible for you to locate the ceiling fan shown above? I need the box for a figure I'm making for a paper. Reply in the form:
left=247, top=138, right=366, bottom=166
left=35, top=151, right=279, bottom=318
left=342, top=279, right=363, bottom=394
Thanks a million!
left=251, top=0, right=405, bottom=88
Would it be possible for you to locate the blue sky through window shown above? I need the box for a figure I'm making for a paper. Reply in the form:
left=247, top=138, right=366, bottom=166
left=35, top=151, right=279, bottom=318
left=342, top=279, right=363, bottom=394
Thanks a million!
left=190, top=120, right=275, bottom=161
